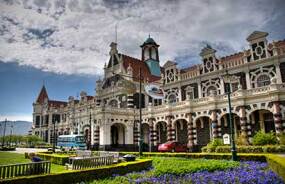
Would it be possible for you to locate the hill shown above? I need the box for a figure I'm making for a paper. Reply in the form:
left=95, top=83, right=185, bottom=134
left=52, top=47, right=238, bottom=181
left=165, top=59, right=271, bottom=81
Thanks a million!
left=0, top=121, right=32, bottom=136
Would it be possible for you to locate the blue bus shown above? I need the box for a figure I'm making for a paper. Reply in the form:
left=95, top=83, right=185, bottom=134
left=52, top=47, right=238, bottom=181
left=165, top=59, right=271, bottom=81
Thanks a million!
left=57, top=135, right=86, bottom=150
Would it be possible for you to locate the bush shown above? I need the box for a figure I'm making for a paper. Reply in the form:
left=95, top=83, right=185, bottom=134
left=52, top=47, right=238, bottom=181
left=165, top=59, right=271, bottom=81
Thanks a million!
left=266, top=154, right=285, bottom=181
left=0, top=159, right=152, bottom=184
left=278, top=133, right=285, bottom=145
left=35, top=152, right=70, bottom=165
left=214, top=145, right=285, bottom=153
left=236, top=133, right=249, bottom=146
left=202, top=138, right=224, bottom=153
left=252, top=131, right=278, bottom=145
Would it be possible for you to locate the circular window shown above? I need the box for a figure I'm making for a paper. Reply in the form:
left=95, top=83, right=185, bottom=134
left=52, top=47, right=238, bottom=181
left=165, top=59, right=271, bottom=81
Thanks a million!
left=255, top=46, right=263, bottom=56
left=168, top=72, right=174, bottom=80
left=206, top=60, right=212, bottom=70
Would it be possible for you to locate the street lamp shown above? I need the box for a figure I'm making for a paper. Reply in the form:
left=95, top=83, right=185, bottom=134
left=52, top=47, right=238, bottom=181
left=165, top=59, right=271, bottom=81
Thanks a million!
left=88, top=105, right=92, bottom=150
left=223, top=70, right=238, bottom=161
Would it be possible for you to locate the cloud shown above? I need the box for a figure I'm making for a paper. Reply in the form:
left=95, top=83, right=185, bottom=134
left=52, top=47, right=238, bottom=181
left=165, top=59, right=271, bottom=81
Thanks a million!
left=0, top=114, right=32, bottom=122
left=0, top=0, right=284, bottom=76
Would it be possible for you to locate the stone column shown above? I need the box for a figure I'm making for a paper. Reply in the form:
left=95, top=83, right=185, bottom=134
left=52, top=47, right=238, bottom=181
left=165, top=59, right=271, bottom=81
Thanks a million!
left=220, top=77, right=225, bottom=94
left=211, top=110, right=218, bottom=139
left=153, top=124, right=158, bottom=146
left=198, top=81, right=203, bottom=98
left=187, top=113, right=194, bottom=150
left=273, top=102, right=283, bottom=135
left=239, top=106, right=249, bottom=143
left=245, top=70, right=251, bottom=89
left=149, top=118, right=156, bottom=151
left=133, top=121, right=139, bottom=146
left=166, top=115, right=175, bottom=141
left=99, top=123, right=111, bottom=150
left=127, top=94, right=134, bottom=108
left=274, top=63, right=282, bottom=84
left=247, top=114, right=253, bottom=143
left=94, top=125, right=100, bottom=148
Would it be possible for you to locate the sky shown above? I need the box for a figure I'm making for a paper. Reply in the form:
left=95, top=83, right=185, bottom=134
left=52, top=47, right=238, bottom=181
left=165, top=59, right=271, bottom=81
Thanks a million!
left=0, top=0, right=285, bottom=121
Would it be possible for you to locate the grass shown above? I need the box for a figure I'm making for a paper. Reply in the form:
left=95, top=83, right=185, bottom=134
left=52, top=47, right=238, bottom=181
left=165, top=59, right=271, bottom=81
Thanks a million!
left=90, top=157, right=240, bottom=184
left=0, top=151, right=66, bottom=173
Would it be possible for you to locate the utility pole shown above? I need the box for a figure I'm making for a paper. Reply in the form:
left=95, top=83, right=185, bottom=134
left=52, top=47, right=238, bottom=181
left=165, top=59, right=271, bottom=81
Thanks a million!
left=89, top=106, right=92, bottom=150
left=139, top=67, right=143, bottom=156
left=9, top=122, right=13, bottom=147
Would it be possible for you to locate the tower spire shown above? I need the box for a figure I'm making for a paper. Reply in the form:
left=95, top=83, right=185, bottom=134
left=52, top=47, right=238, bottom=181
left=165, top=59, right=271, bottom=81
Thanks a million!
left=115, top=23, right=118, bottom=43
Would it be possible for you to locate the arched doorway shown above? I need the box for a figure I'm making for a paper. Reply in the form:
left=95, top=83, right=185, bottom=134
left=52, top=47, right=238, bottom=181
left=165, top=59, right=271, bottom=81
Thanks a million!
left=111, top=123, right=126, bottom=147
left=249, top=109, right=275, bottom=135
left=156, top=121, right=167, bottom=144
left=174, top=119, right=188, bottom=144
left=220, top=113, right=241, bottom=138
left=142, top=123, right=150, bottom=144
left=195, top=116, right=211, bottom=146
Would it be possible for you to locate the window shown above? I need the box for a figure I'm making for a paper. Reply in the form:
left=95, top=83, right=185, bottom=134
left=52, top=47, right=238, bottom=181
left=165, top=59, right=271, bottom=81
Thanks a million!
left=206, top=86, right=217, bottom=96
left=257, top=74, right=270, bottom=87
left=109, top=99, right=118, bottom=108
left=168, top=94, right=177, bottom=104
left=231, top=82, right=239, bottom=92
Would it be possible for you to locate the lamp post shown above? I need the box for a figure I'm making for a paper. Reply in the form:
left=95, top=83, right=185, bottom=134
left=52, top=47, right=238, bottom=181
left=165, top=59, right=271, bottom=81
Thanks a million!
left=88, top=105, right=92, bottom=150
left=52, top=116, right=56, bottom=153
left=138, top=67, right=143, bottom=156
left=223, top=70, right=238, bottom=161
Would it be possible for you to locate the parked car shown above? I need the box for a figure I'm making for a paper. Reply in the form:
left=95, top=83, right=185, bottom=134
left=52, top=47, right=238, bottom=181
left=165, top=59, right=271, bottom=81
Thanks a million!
left=158, top=141, right=187, bottom=152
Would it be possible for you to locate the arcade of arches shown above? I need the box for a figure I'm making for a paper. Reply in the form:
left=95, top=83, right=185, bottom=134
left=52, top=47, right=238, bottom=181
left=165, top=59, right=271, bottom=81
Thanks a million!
left=137, top=105, right=284, bottom=150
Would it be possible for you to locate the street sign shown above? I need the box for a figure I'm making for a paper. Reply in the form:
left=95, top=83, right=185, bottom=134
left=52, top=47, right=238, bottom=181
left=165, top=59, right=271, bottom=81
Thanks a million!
left=223, top=134, right=230, bottom=145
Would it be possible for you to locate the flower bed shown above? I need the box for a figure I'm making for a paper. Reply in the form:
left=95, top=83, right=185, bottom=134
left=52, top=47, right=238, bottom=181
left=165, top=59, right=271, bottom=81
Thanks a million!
left=91, top=160, right=284, bottom=184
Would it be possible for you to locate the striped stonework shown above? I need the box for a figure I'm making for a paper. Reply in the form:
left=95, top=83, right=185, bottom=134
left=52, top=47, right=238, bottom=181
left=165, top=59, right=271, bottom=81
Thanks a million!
left=149, top=118, right=157, bottom=147
left=133, top=121, right=139, bottom=144
left=273, top=102, right=283, bottom=135
left=211, top=111, right=218, bottom=139
left=127, top=94, right=134, bottom=108
left=187, top=113, right=194, bottom=148
left=94, top=125, right=100, bottom=144
left=166, top=115, right=175, bottom=141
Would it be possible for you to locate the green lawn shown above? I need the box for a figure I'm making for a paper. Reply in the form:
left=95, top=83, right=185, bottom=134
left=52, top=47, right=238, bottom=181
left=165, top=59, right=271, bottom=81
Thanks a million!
left=0, top=151, right=66, bottom=173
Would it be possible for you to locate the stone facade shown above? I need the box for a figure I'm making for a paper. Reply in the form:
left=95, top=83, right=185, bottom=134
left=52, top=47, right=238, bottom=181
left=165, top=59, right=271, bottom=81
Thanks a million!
left=32, top=31, right=285, bottom=151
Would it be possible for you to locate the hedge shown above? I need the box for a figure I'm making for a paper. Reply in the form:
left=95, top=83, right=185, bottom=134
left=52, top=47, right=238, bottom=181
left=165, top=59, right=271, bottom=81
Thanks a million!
left=0, top=159, right=152, bottom=184
left=205, top=145, right=285, bottom=153
left=35, top=152, right=70, bottom=165
left=119, top=152, right=268, bottom=162
left=266, top=154, right=285, bottom=181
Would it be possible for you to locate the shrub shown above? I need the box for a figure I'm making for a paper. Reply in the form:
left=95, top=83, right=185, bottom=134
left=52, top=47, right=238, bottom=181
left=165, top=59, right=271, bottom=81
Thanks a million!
left=214, top=145, right=285, bottom=153
left=0, top=159, right=152, bottom=184
left=35, top=153, right=69, bottom=165
left=266, top=154, right=285, bottom=181
left=236, top=133, right=249, bottom=145
left=202, top=138, right=224, bottom=153
left=278, top=133, right=285, bottom=145
left=252, top=131, right=278, bottom=145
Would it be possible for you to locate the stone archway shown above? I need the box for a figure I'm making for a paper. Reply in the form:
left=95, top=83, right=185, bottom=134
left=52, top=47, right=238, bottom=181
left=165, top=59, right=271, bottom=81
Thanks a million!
left=111, top=123, right=126, bottom=147
left=142, top=123, right=150, bottom=144
left=156, top=121, right=167, bottom=144
left=174, top=119, right=188, bottom=144
left=249, top=109, right=275, bottom=135
left=219, top=113, right=241, bottom=138
left=195, top=116, right=211, bottom=146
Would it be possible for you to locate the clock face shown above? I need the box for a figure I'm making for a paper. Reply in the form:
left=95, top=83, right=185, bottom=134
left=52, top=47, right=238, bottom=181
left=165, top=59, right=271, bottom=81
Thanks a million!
left=255, top=46, right=263, bottom=56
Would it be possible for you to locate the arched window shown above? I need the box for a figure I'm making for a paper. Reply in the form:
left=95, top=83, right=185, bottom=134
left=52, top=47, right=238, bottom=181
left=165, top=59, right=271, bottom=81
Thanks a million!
left=168, top=94, right=177, bottom=104
left=206, top=86, right=217, bottom=96
left=109, top=99, right=118, bottom=108
left=257, top=74, right=270, bottom=87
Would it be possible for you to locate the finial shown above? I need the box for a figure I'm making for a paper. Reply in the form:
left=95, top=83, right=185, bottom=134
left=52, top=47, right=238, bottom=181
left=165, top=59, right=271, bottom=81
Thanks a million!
left=148, top=33, right=150, bottom=38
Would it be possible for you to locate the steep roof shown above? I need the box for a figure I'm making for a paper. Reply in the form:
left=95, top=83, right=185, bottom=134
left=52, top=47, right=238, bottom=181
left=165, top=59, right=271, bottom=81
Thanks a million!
left=246, top=31, right=268, bottom=41
left=36, top=85, right=49, bottom=103
left=48, top=100, right=67, bottom=108
left=163, top=60, right=177, bottom=68
left=140, top=37, right=159, bottom=47
left=121, top=54, right=161, bottom=82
